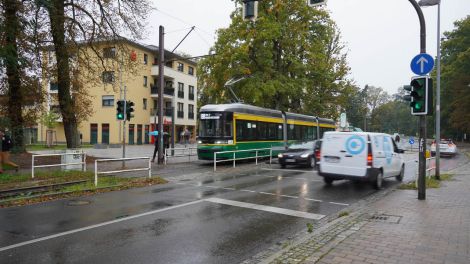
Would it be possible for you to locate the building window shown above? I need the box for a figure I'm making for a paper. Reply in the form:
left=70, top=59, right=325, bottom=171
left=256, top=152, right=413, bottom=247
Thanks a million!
left=102, top=95, right=114, bottom=107
left=178, top=82, right=184, bottom=98
left=103, top=47, right=116, bottom=58
left=102, top=71, right=115, bottom=83
left=143, top=98, right=147, bottom=110
left=189, top=85, right=195, bottom=100
left=165, top=60, right=173, bottom=68
left=177, top=103, right=184, bottom=118
left=143, top=76, right=148, bottom=87
left=177, top=62, right=184, bottom=72
left=188, top=66, right=194, bottom=75
left=188, top=104, right=194, bottom=119
left=143, top=54, right=148, bottom=65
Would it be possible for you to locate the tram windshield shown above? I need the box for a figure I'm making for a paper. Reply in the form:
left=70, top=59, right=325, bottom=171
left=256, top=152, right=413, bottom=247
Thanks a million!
left=198, top=112, right=233, bottom=138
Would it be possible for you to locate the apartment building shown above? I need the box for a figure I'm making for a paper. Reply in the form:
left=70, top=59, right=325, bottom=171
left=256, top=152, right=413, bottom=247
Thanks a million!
left=40, top=39, right=198, bottom=145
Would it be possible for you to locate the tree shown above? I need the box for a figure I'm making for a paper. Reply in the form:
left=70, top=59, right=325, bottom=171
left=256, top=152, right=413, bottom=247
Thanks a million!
left=198, top=0, right=352, bottom=118
left=440, top=16, right=470, bottom=140
left=0, top=1, right=44, bottom=152
left=34, top=0, right=152, bottom=148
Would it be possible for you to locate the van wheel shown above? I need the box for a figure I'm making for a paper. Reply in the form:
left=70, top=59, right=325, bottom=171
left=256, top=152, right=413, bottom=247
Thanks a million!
left=308, top=156, right=315, bottom=168
left=373, top=171, right=383, bottom=190
left=324, top=177, right=333, bottom=185
left=396, top=166, right=404, bottom=182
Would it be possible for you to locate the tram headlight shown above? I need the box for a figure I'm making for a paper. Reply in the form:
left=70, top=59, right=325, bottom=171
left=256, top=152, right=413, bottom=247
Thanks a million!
left=214, top=140, right=228, bottom=144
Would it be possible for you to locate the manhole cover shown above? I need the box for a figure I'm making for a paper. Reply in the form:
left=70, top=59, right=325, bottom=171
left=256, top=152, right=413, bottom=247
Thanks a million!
left=67, top=200, right=91, bottom=206
left=369, top=214, right=402, bottom=224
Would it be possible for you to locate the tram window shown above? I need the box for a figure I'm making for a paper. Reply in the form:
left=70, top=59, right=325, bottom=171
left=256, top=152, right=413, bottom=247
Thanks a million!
left=225, top=120, right=233, bottom=137
left=247, top=122, right=255, bottom=140
left=295, top=125, right=301, bottom=140
left=257, top=122, right=266, bottom=140
left=277, top=124, right=283, bottom=140
left=267, top=123, right=277, bottom=140
left=288, top=124, right=295, bottom=140
left=236, top=120, right=246, bottom=141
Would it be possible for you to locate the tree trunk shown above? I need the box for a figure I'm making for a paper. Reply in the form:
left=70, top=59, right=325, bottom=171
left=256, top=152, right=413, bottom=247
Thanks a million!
left=4, top=0, right=25, bottom=153
left=47, top=0, right=79, bottom=148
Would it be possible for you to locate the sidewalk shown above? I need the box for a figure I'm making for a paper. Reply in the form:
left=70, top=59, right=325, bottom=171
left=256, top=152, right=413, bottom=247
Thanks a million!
left=264, top=153, right=470, bottom=264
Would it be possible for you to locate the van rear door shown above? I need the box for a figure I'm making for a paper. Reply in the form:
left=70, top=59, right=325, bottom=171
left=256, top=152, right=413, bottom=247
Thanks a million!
left=320, top=132, right=368, bottom=177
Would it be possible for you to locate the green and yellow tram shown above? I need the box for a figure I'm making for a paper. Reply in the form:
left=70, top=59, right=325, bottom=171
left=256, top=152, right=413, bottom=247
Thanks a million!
left=197, top=103, right=336, bottom=160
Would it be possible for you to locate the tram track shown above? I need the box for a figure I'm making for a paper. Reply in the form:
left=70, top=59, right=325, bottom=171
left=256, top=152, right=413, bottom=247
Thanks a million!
left=0, top=180, right=89, bottom=200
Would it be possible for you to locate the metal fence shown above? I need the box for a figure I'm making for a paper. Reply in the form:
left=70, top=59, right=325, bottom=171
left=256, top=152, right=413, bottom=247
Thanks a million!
left=31, top=151, right=86, bottom=179
left=94, top=157, right=151, bottom=186
left=164, top=147, right=198, bottom=165
left=213, top=148, right=272, bottom=171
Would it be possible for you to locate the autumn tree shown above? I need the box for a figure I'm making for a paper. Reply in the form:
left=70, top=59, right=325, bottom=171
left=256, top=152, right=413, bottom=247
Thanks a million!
left=198, top=0, right=352, bottom=118
left=33, top=0, right=152, bottom=148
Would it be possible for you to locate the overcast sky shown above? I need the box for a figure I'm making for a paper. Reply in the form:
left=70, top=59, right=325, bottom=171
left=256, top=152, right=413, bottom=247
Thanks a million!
left=146, top=0, right=470, bottom=95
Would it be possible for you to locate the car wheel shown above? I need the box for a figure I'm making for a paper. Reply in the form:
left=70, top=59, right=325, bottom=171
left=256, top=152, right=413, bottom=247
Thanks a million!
left=396, top=165, right=404, bottom=182
left=324, top=177, right=333, bottom=185
left=373, top=171, right=383, bottom=190
left=308, top=156, right=315, bottom=168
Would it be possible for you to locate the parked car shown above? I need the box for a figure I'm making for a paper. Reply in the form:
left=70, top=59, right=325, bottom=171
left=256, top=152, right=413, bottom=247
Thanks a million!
left=319, top=132, right=405, bottom=189
left=278, top=140, right=320, bottom=169
left=431, top=139, right=457, bottom=157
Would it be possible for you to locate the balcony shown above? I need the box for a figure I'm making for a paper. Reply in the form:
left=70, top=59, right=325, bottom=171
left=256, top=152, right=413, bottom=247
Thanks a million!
left=150, top=85, right=175, bottom=97
left=151, top=65, right=197, bottom=81
left=150, top=108, right=173, bottom=117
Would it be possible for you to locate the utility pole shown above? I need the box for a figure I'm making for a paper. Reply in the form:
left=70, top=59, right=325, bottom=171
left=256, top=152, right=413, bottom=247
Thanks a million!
left=408, top=0, right=427, bottom=200
left=157, top=26, right=165, bottom=164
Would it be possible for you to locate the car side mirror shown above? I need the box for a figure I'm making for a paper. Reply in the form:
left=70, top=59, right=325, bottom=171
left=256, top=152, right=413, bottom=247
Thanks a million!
left=396, top=149, right=405, bottom=154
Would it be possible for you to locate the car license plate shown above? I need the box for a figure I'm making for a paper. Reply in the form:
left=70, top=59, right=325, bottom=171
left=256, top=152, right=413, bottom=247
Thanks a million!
left=286, top=159, right=296, bottom=163
left=324, top=157, right=340, bottom=163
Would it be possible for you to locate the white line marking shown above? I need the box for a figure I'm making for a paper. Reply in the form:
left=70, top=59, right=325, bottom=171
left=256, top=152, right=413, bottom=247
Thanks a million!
left=303, top=198, right=323, bottom=202
left=280, top=195, right=299, bottom=199
left=222, top=187, right=235, bottom=191
left=204, top=185, right=219, bottom=189
left=329, top=202, right=349, bottom=206
left=0, top=199, right=205, bottom=252
left=259, top=192, right=276, bottom=196
left=206, top=198, right=325, bottom=220
left=240, top=189, right=256, bottom=193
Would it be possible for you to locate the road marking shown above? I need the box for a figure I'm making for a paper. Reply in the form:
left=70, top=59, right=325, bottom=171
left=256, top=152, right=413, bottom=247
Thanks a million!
left=262, top=168, right=315, bottom=173
left=0, top=199, right=205, bottom=252
left=222, top=187, right=235, bottom=191
left=204, top=185, right=219, bottom=189
left=303, top=198, right=323, bottom=202
left=259, top=192, right=276, bottom=196
left=329, top=202, right=349, bottom=206
left=240, top=189, right=256, bottom=193
left=280, top=195, right=299, bottom=199
left=206, top=197, right=325, bottom=220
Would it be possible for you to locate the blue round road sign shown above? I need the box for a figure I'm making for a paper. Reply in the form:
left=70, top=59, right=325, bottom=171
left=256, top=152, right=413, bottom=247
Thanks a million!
left=410, top=53, right=434, bottom=75
left=409, top=138, right=415, bottom=145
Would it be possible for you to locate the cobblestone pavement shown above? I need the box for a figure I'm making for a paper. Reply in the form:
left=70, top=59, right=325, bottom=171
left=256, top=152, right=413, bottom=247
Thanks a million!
left=252, top=150, right=470, bottom=264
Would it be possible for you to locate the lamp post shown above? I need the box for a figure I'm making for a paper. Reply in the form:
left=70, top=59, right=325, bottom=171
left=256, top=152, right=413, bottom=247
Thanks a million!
left=419, top=0, right=441, bottom=180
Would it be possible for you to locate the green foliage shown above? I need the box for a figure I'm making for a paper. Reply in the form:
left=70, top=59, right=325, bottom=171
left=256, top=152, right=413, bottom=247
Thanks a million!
left=306, top=222, right=314, bottom=233
left=440, top=16, right=470, bottom=139
left=40, top=111, right=60, bottom=129
left=198, top=0, right=352, bottom=118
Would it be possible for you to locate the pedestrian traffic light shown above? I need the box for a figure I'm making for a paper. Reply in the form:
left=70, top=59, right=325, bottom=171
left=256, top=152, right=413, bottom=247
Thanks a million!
left=126, top=100, right=134, bottom=121
left=403, top=76, right=433, bottom=116
left=116, top=100, right=125, bottom=120
left=242, top=0, right=258, bottom=21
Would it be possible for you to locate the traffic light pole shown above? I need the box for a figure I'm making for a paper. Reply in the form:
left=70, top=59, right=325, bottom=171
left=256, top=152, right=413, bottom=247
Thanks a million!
left=157, top=26, right=165, bottom=164
left=409, top=0, right=427, bottom=200
left=122, top=86, right=127, bottom=168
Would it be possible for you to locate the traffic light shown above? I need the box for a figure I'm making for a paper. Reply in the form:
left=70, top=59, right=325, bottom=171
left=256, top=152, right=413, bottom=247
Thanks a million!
left=116, top=100, right=125, bottom=120
left=242, top=0, right=258, bottom=21
left=126, top=100, right=134, bottom=121
left=403, top=76, right=433, bottom=115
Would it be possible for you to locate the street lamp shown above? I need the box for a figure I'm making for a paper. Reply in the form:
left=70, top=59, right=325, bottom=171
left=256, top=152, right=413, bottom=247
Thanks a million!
left=418, top=0, right=441, bottom=179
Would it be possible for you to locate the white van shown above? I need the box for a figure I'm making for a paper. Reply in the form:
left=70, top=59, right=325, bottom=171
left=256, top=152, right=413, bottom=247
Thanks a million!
left=318, top=132, right=405, bottom=189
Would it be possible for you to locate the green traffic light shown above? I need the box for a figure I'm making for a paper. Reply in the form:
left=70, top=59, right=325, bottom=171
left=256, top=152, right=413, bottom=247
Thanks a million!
left=414, top=102, right=422, bottom=110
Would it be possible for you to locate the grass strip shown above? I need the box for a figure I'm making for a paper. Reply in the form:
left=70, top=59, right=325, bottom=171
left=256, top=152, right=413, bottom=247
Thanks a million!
left=399, top=173, right=453, bottom=190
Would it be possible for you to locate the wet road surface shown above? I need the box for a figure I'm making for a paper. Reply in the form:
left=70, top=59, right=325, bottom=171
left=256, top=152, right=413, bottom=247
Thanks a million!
left=0, top=151, right=466, bottom=263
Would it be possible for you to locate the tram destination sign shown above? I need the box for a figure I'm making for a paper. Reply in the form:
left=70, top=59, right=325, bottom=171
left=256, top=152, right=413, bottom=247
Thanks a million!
left=200, top=113, right=222, bottom=120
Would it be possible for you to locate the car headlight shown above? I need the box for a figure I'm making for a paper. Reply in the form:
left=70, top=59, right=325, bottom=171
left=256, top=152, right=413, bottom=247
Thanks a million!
left=278, top=154, right=283, bottom=158
left=197, top=140, right=202, bottom=144
left=300, top=153, right=309, bottom=158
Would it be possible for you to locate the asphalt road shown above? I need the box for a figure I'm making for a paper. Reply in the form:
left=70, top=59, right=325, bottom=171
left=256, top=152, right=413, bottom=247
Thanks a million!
left=0, top=150, right=466, bottom=264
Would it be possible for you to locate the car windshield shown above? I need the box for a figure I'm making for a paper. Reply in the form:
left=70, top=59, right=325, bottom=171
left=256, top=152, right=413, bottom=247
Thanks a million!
left=289, top=141, right=314, bottom=150
left=440, top=140, right=452, bottom=144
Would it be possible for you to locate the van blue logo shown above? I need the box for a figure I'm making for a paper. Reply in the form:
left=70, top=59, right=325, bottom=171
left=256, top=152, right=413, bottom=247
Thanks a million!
left=345, top=135, right=365, bottom=155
